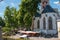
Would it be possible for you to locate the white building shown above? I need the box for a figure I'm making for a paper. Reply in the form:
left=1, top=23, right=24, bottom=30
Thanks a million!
left=33, top=0, right=59, bottom=36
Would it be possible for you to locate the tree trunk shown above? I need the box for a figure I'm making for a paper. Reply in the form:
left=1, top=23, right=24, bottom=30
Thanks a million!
left=31, top=17, right=34, bottom=31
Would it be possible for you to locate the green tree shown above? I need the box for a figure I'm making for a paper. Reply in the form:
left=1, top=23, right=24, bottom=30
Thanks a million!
left=0, top=17, right=5, bottom=27
left=20, top=0, right=41, bottom=30
left=4, top=0, right=41, bottom=31
left=4, top=6, right=18, bottom=28
left=4, top=6, right=18, bottom=32
left=4, top=6, right=11, bottom=27
left=10, top=7, right=18, bottom=28
left=24, top=13, right=32, bottom=30
left=17, top=9, right=26, bottom=28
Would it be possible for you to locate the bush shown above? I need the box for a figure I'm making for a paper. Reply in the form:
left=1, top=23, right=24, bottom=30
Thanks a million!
left=2, top=27, right=13, bottom=36
left=2, top=27, right=11, bottom=33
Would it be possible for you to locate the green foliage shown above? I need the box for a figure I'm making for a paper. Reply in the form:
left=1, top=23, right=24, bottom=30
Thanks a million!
left=4, top=6, right=18, bottom=33
left=3, top=0, right=41, bottom=32
left=20, top=0, right=41, bottom=16
left=24, top=13, right=32, bottom=29
left=0, top=17, right=5, bottom=26
left=17, top=9, right=25, bottom=27
left=4, top=6, right=18, bottom=28
left=20, top=0, right=41, bottom=30
left=4, top=6, right=11, bottom=27
left=18, top=0, right=41, bottom=29
left=2, top=27, right=11, bottom=33
left=10, top=7, right=18, bottom=27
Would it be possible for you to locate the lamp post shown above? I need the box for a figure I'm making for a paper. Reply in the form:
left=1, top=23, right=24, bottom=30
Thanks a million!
left=0, top=26, right=2, bottom=40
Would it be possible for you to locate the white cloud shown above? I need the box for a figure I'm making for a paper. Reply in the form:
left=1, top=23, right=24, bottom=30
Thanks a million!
left=10, top=3, right=15, bottom=7
left=54, top=1, right=60, bottom=4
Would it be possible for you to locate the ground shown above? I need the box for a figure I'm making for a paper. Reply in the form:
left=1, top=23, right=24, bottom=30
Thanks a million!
left=29, top=37, right=60, bottom=40
left=29, top=32, right=60, bottom=40
left=3, top=32, right=60, bottom=40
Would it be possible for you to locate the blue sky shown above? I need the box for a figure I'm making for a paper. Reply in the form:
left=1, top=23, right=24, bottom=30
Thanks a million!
left=50, top=0, right=60, bottom=10
left=0, top=0, right=60, bottom=18
left=0, top=0, right=21, bottom=18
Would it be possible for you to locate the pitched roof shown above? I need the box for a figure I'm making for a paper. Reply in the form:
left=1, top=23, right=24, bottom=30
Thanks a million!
left=42, top=5, right=56, bottom=13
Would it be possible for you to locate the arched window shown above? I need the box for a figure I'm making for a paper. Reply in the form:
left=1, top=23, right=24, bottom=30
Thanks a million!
left=48, top=17, right=53, bottom=30
left=37, top=20, right=40, bottom=29
left=43, top=18, right=46, bottom=29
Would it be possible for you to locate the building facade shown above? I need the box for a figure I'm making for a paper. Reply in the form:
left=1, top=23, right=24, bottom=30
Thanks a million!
left=33, top=0, right=58, bottom=36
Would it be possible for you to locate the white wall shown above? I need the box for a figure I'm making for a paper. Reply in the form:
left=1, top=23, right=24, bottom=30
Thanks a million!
left=57, top=22, right=60, bottom=31
left=40, top=13, right=57, bottom=30
left=40, top=13, right=58, bottom=34
left=34, top=13, right=58, bottom=34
